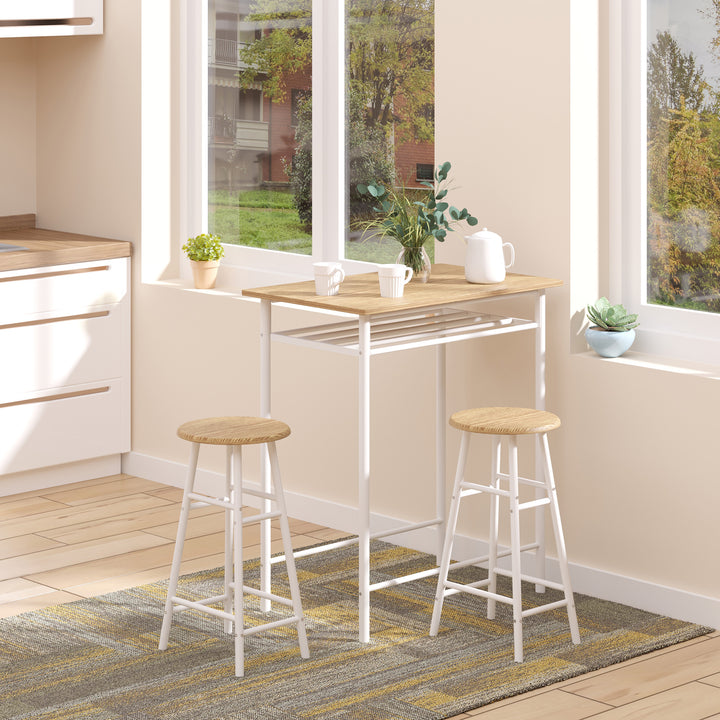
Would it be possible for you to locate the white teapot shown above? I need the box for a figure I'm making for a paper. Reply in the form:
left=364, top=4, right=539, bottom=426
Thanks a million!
left=463, top=228, right=515, bottom=284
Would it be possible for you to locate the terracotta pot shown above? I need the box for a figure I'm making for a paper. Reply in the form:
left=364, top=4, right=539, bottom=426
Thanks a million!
left=190, top=260, right=220, bottom=289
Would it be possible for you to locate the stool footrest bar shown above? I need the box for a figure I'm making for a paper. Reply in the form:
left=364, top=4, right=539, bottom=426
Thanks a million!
left=170, top=596, right=235, bottom=622
left=242, top=487, right=277, bottom=501
left=270, top=535, right=360, bottom=563
left=492, top=567, right=566, bottom=592
left=371, top=518, right=442, bottom=540
left=517, top=497, right=551, bottom=511
left=229, top=583, right=294, bottom=608
left=243, top=615, right=304, bottom=637
left=187, top=492, right=232, bottom=510
left=442, top=580, right=511, bottom=605
left=495, top=472, right=546, bottom=489
left=242, top=511, right=281, bottom=525
left=369, top=565, right=440, bottom=592
left=521, top=598, right=569, bottom=618
left=460, top=483, right=510, bottom=497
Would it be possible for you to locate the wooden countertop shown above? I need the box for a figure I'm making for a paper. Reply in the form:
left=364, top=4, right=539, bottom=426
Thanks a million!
left=0, top=214, right=132, bottom=271
left=243, top=264, right=562, bottom=316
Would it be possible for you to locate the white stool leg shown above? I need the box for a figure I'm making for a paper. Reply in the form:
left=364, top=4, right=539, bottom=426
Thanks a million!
left=159, top=442, right=200, bottom=650
left=231, top=445, right=245, bottom=677
left=430, top=431, right=470, bottom=636
left=223, top=446, right=233, bottom=634
left=487, top=435, right=501, bottom=620
left=508, top=435, right=524, bottom=663
left=267, top=441, right=310, bottom=659
left=540, top=433, right=581, bottom=645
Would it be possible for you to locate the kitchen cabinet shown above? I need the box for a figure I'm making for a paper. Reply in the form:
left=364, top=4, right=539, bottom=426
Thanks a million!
left=0, top=0, right=103, bottom=38
left=0, top=219, right=130, bottom=481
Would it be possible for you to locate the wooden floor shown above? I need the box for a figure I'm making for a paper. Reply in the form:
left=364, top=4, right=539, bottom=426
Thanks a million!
left=0, top=473, right=718, bottom=719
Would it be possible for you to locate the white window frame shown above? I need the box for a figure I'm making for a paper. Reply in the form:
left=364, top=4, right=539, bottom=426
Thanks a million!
left=609, top=0, right=720, bottom=365
left=181, top=0, right=390, bottom=286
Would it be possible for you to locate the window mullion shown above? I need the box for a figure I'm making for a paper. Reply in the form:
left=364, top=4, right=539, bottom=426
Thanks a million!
left=312, top=0, right=345, bottom=263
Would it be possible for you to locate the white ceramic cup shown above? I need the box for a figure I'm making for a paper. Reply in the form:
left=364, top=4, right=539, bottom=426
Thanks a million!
left=313, top=262, right=345, bottom=296
left=378, top=263, right=413, bottom=298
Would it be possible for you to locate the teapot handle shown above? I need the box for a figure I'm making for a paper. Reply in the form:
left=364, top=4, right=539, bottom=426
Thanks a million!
left=503, top=242, right=515, bottom=269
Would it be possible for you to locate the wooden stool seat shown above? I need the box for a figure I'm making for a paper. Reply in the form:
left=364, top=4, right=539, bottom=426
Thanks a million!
left=431, top=406, right=580, bottom=662
left=177, top=416, right=291, bottom=445
left=450, top=407, right=561, bottom=436
left=159, top=415, right=308, bottom=677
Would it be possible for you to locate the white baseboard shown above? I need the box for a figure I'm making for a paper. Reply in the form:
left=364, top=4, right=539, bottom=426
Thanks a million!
left=123, top=450, right=719, bottom=629
left=0, top=455, right=121, bottom=497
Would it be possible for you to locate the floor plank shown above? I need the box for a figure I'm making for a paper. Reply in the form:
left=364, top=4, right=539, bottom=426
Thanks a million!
left=0, top=493, right=173, bottom=541
left=466, top=689, right=609, bottom=718
left=563, top=636, right=720, bottom=706
left=580, top=682, right=720, bottom=719
left=41, top=476, right=166, bottom=506
left=37, top=503, right=220, bottom=544
left=0, top=533, right=64, bottom=559
left=0, top=531, right=171, bottom=582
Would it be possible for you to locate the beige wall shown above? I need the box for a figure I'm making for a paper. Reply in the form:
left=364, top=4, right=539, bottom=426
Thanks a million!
left=0, top=39, right=36, bottom=216
left=5, top=0, right=719, bottom=614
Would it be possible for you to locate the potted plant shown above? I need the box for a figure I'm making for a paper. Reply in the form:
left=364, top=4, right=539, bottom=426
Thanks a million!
left=182, top=233, right=224, bottom=289
left=357, top=161, right=479, bottom=282
left=585, top=297, right=639, bottom=357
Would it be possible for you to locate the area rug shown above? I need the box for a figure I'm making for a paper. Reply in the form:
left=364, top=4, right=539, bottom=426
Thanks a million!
left=0, top=540, right=713, bottom=720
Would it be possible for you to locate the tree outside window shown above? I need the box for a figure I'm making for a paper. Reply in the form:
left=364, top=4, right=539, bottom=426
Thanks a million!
left=207, top=0, right=434, bottom=264
left=646, top=1, right=720, bottom=314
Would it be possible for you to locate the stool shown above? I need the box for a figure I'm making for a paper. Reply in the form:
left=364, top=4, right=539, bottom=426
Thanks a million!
left=158, top=416, right=309, bottom=677
left=429, top=407, right=580, bottom=662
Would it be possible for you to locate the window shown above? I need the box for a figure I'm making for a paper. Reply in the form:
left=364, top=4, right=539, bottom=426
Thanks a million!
left=202, top=0, right=435, bottom=277
left=416, top=163, right=434, bottom=182
left=611, top=0, right=720, bottom=363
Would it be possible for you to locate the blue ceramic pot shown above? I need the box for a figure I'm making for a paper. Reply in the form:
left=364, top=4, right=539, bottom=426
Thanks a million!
left=585, top=327, right=635, bottom=358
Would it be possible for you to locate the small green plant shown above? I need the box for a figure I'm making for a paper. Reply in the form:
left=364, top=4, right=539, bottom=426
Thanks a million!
left=586, top=297, right=639, bottom=332
left=356, top=161, right=478, bottom=273
left=182, top=233, right=225, bottom=262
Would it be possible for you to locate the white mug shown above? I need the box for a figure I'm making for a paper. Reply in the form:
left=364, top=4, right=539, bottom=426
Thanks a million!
left=313, top=262, right=345, bottom=296
left=378, top=263, right=413, bottom=298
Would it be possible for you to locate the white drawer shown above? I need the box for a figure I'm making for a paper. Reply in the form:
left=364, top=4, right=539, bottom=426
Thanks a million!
left=0, top=304, right=127, bottom=398
left=0, top=258, right=128, bottom=324
left=0, top=378, right=129, bottom=475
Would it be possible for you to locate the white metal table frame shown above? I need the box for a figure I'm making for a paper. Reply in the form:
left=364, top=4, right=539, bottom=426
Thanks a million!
left=245, top=267, right=560, bottom=643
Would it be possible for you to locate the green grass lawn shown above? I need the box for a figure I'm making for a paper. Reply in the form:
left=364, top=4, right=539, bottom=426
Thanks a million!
left=208, top=188, right=434, bottom=264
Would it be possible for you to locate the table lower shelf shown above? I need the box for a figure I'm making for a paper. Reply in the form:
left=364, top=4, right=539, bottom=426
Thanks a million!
left=272, top=306, right=537, bottom=356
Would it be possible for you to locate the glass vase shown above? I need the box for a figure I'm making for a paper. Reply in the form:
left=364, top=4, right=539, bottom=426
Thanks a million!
left=397, top=246, right=432, bottom=283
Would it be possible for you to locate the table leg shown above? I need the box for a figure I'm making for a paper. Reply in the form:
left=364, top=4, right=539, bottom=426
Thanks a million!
left=436, top=344, right=446, bottom=563
left=260, top=299, right=272, bottom=611
left=534, top=289, right=547, bottom=593
left=358, top=315, right=371, bottom=643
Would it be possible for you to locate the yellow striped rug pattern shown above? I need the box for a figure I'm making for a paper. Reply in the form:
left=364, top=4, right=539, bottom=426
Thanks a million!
left=0, top=540, right=712, bottom=719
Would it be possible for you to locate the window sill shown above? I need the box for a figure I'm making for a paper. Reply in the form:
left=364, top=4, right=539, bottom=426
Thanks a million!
left=575, top=349, right=720, bottom=380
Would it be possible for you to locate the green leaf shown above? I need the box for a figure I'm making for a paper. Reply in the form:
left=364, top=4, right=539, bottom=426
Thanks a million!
left=357, top=184, right=368, bottom=195
left=467, top=216, right=479, bottom=226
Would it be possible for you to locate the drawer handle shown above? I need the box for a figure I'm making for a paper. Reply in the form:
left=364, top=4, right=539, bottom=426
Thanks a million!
left=0, top=265, right=110, bottom=283
left=0, top=310, right=110, bottom=331
left=0, top=386, right=110, bottom=409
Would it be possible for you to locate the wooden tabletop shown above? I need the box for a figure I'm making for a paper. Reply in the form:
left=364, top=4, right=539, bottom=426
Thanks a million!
left=0, top=215, right=132, bottom=272
left=243, top=264, right=562, bottom=316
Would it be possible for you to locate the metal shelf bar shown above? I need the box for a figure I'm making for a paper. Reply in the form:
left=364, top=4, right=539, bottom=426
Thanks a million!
left=271, top=309, right=537, bottom=356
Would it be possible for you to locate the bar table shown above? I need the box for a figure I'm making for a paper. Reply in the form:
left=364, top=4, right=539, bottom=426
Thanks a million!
left=243, top=264, right=562, bottom=642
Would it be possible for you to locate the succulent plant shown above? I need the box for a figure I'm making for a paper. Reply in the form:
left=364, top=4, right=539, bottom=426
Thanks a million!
left=587, top=297, right=639, bottom=332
